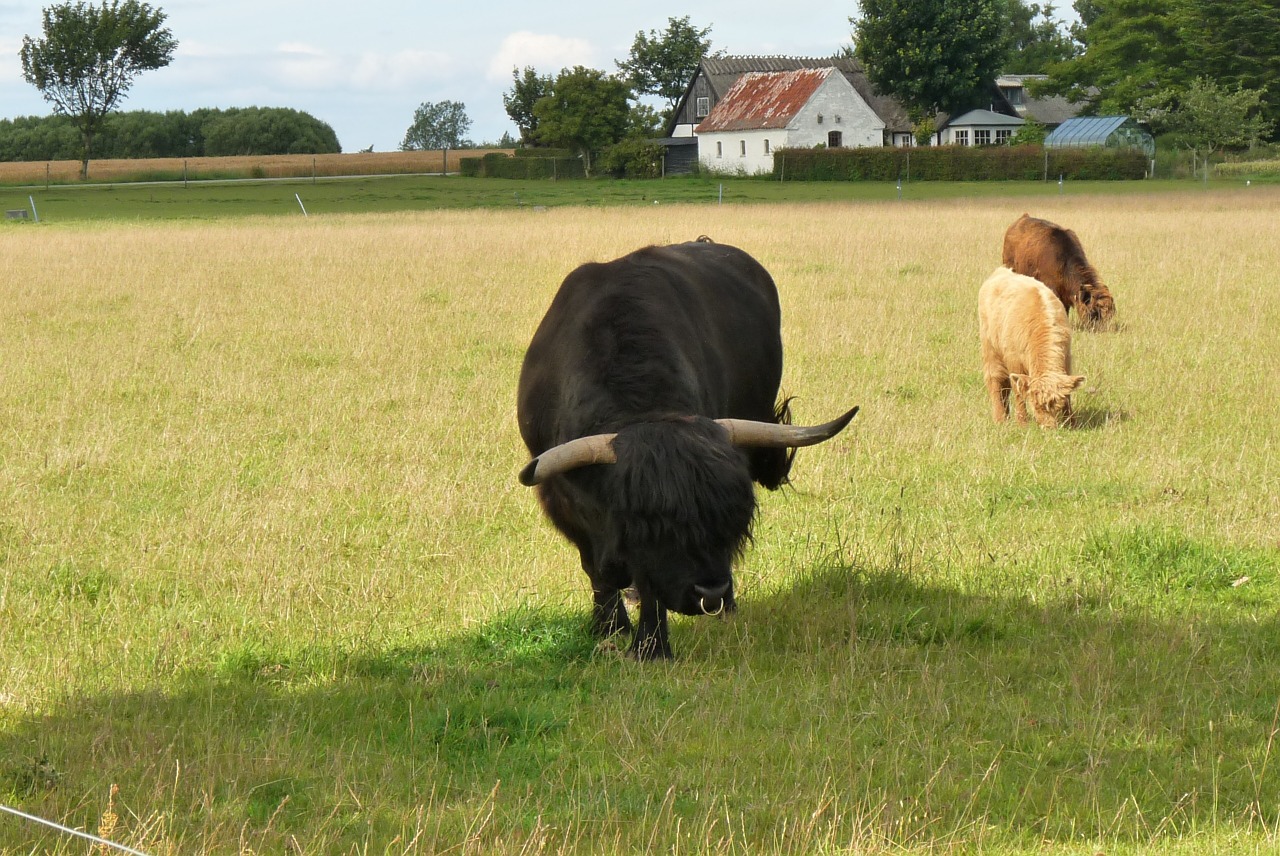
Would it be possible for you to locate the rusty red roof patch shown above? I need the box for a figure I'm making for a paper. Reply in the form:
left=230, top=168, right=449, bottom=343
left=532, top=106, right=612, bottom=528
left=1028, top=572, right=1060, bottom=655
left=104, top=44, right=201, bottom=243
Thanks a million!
left=695, top=68, right=832, bottom=133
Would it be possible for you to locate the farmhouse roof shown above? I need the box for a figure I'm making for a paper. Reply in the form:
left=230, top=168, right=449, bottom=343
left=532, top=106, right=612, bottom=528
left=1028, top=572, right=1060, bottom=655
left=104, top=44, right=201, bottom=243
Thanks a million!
left=947, top=108, right=1026, bottom=127
left=695, top=68, right=833, bottom=132
left=996, top=74, right=1080, bottom=127
left=671, top=55, right=911, bottom=134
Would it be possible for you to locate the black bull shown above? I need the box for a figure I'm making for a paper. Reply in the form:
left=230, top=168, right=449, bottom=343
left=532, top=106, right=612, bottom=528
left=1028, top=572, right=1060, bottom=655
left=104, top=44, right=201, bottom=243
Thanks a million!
left=516, top=240, right=857, bottom=659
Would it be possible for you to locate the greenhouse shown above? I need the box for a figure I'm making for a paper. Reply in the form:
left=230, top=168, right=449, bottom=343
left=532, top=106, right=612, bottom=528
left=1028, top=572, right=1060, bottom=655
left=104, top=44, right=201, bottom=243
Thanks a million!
left=1044, top=116, right=1155, bottom=157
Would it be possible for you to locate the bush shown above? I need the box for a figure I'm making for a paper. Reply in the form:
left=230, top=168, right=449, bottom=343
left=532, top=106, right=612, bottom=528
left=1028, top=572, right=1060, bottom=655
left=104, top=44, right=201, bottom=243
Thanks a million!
left=0, top=107, right=341, bottom=161
left=598, top=138, right=664, bottom=179
left=773, top=144, right=1148, bottom=181
left=459, top=152, right=586, bottom=179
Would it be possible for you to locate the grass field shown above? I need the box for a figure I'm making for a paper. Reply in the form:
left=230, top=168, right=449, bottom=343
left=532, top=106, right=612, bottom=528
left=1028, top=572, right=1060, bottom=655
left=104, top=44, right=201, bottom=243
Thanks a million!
left=1, top=187, right=1278, bottom=854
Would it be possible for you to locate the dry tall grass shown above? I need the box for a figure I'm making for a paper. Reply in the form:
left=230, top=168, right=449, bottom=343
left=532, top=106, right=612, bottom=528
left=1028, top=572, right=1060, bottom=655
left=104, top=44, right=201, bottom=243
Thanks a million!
left=0, top=149, right=512, bottom=184
left=1, top=190, right=1278, bottom=854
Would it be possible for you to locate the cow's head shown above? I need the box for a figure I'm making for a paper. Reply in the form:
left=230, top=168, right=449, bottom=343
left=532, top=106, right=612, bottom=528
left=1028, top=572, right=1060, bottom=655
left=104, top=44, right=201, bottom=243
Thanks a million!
left=519, top=407, right=859, bottom=617
left=607, top=418, right=754, bottom=618
left=1011, top=373, right=1085, bottom=428
left=1075, top=282, right=1116, bottom=330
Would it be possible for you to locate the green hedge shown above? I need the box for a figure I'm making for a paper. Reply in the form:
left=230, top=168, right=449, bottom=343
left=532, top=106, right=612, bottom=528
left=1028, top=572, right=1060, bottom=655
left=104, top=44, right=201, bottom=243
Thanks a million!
left=773, top=145, right=1149, bottom=181
left=513, top=147, right=575, bottom=159
left=459, top=152, right=586, bottom=179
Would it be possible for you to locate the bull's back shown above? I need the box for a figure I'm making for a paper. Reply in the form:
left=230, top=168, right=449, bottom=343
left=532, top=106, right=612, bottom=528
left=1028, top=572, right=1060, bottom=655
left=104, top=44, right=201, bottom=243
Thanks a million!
left=517, top=241, right=783, bottom=455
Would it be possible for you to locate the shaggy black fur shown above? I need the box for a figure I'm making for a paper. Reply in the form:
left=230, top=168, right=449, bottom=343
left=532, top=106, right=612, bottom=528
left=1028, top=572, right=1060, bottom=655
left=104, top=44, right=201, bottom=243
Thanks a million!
left=517, top=240, right=801, bottom=660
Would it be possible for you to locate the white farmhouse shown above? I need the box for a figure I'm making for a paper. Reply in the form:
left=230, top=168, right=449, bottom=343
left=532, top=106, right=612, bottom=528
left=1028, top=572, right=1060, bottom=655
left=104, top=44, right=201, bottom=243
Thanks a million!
left=694, top=68, right=885, bottom=175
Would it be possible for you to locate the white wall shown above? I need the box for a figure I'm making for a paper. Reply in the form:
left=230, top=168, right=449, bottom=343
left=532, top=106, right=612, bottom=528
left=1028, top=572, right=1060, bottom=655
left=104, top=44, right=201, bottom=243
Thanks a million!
left=697, top=129, right=778, bottom=175
left=787, top=73, right=883, bottom=150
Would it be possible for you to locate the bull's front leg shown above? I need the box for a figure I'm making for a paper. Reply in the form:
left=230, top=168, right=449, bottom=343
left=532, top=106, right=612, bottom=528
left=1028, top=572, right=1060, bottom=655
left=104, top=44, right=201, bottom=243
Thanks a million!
left=631, top=594, right=672, bottom=661
left=591, top=586, right=631, bottom=638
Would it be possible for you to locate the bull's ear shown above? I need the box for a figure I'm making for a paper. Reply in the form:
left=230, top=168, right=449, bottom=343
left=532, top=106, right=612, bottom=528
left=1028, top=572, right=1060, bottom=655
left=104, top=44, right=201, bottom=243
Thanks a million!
left=1064, top=375, right=1086, bottom=393
left=1009, top=373, right=1029, bottom=395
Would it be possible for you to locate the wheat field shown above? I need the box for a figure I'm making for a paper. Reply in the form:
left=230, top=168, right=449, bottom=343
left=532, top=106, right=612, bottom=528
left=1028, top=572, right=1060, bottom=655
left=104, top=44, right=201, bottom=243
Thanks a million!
left=1, top=190, right=1278, bottom=854
left=0, top=149, right=511, bottom=185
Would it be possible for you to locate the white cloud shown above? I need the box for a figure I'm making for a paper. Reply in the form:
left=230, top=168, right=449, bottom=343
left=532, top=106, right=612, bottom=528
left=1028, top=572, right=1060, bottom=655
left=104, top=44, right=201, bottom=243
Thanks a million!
left=486, top=31, right=596, bottom=82
left=349, top=50, right=452, bottom=89
left=266, top=42, right=453, bottom=92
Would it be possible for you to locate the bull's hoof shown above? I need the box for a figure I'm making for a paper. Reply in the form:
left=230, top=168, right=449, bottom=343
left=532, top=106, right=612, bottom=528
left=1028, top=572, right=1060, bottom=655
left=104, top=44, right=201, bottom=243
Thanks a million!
left=629, top=636, right=673, bottom=661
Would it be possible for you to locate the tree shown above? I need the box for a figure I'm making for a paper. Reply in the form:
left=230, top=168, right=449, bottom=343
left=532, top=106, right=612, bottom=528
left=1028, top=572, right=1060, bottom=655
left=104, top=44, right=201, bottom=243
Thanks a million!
left=617, top=16, right=720, bottom=121
left=20, top=0, right=177, bottom=179
left=1138, top=77, right=1274, bottom=171
left=1040, top=0, right=1188, bottom=115
left=401, top=100, right=472, bottom=152
left=852, top=0, right=1009, bottom=129
left=503, top=66, right=553, bottom=146
left=532, top=66, right=632, bottom=176
left=1002, top=0, right=1077, bottom=73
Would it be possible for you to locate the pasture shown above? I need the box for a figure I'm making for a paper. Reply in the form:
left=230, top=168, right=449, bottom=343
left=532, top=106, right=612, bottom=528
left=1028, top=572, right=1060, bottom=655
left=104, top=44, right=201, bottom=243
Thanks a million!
left=1, top=189, right=1278, bottom=854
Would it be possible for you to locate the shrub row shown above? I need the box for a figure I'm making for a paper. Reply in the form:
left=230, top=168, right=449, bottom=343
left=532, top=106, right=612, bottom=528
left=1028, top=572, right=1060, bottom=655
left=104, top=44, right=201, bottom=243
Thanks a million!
left=773, top=144, right=1149, bottom=181
left=460, top=152, right=586, bottom=179
left=0, top=107, right=341, bottom=161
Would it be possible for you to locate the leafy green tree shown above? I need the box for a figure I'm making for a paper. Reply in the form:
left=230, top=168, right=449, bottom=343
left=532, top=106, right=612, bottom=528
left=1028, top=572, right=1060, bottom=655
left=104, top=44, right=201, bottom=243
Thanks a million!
left=1176, top=0, right=1280, bottom=136
left=617, top=16, right=720, bottom=121
left=1139, top=77, right=1274, bottom=170
left=204, top=107, right=340, bottom=156
left=401, top=100, right=472, bottom=152
left=20, top=0, right=177, bottom=179
left=1002, top=0, right=1077, bottom=72
left=503, top=67, right=553, bottom=145
left=1010, top=115, right=1047, bottom=144
left=533, top=66, right=632, bottom=176
left=852, top=0, right=1009, bottom=124
left=1041, top=0, right=1188, bottom=115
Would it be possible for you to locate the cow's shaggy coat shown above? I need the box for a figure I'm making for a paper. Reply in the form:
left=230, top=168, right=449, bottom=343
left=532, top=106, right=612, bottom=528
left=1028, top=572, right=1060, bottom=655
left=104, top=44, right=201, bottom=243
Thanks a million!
left=979, top=266, right=1085, bottom=428
left=517, top=241, right=853, bottom=659
left=1002, top=213, right=1115, bottom=330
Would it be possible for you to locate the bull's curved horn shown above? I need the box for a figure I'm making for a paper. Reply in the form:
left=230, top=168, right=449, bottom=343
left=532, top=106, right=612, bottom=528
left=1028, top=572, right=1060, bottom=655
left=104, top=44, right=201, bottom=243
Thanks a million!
left=716, top=405, right=859, bottom=448
left=518, top=432, right=618, bottom=486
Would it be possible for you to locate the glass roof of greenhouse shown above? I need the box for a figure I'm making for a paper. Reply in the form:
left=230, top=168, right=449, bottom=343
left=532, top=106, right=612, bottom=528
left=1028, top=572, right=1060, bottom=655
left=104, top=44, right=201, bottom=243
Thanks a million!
left=1044, top=116, right=1131, bottom=147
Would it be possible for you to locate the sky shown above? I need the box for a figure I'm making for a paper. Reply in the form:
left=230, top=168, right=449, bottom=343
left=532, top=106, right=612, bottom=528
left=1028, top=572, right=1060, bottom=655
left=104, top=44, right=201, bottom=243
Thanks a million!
left=0, top=0, right=869, bottom=153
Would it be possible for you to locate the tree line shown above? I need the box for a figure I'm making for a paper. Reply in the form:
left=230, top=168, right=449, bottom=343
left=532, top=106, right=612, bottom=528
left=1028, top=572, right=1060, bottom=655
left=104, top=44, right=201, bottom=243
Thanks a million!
left=0, top=107, right=341, bottom=163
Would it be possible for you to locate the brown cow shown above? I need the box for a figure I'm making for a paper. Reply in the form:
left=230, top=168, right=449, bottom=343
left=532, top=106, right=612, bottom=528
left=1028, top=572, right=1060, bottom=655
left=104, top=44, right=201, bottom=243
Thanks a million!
left=979, top=267, right=1085, bottom=428
left=1002, top=213, right=1115, bottom=330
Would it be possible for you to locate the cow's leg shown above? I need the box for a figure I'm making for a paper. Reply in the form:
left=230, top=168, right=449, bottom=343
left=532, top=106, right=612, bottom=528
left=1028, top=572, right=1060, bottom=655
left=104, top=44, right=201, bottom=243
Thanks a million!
left=1009, top=374, right=1031, bottom=425
left=630, top=592, right=672, bottom=661
left=591, top=586, right=631, bottom=637
left=581, top=549, right=631, bottom=638
left=985, top=372, right=1010, bottom=423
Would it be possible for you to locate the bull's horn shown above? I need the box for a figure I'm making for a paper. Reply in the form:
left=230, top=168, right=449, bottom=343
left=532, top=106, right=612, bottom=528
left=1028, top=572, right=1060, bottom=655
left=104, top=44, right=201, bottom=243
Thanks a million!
left=716, top=405, right=859, bottom=448
left=518, top=432, right=617, bottom=486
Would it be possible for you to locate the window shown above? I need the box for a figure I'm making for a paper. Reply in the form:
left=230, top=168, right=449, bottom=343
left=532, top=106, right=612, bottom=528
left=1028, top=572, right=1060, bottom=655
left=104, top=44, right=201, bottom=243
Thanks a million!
left=954, top=129, right=969, bottom=146
left=696, top=96, right=710, bottom=118
left=974, top=129, right=992, bottom=146
left=996, top=129, right=1013, bottom=144
left=763, top=139, right=771, bottom=154
left=716, top=141, right=723, bottom=158
left=827, top=131, right=843, bottom=148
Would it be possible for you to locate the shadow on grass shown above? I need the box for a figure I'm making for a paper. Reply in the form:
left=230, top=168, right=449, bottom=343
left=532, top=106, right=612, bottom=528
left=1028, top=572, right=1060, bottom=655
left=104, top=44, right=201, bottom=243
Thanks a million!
left=1071, top=403, right=1132, bottom=430
left=3, top=554, right=1280, bottom=853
